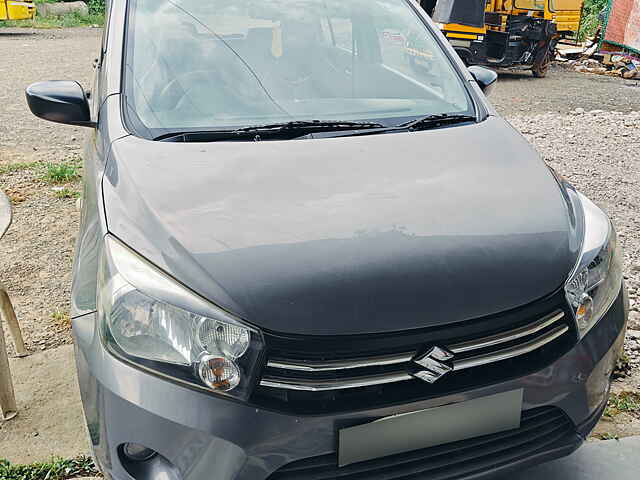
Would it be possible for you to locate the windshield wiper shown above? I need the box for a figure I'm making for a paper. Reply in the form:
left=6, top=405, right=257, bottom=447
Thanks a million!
left=399, top=113, right=477, bottom=131
left=322, top=113, right=478, bottom=139
left=153, top=120, right=385, bottom=142
left=154, top=116, right=475, bottom=142
left=232, top=120, right=385, bottom=135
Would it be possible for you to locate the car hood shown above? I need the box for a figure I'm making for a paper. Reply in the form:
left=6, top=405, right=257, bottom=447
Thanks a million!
left=103, top=117, right=579, bottom=335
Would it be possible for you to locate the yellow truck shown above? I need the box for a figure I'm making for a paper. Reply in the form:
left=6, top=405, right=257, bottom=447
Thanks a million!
left=0, top=0, right=36, bottom=21
left=420, top=0, right=583, bottom=77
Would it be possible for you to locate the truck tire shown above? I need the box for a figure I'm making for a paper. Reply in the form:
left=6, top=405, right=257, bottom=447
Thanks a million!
left=532, top=57, right=550, bottom=77
left=532, top=39, right=553, bottom=78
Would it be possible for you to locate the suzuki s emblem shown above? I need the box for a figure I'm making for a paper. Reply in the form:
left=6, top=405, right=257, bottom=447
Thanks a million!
left=412, top=346, right=454, bottom=383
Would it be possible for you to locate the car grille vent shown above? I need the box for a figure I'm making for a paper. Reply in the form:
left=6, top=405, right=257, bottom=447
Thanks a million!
left=268, top=407, right=581, bottom=480
left=252, top=293, right=576, bottom=414
left=266, top=407, right=578, bottom=480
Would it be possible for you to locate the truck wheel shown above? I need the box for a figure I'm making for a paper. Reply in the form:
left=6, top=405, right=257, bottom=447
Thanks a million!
left=532, top=61, right=549, bottom=78
left=532, top=43, right=551, bottom=78
left=454, top=49, right=470, bottom=66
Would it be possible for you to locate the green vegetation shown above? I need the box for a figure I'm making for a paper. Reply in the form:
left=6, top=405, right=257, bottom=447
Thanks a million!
left=51, top=310, right=72, bottom=327
left=0, top=0, right=105, bottom=28
left=54, top=188, right=81, bottom=199
left=0, top=162, right=42, bottom=176
left=44, top=161, right=81, bottom=184
left=0, top=456, right=99, bottom=480
left=596, top=432, right=619, bottom=441
left=578, top=0, right=609, bottom=41
left=604, top=391, right=640, bottom=418
left=55, top=187, right=80, bottom=198
left=0, top=12, right=104, bottom=28
left=0, top=160, right=82, bottom=184
left=87, top=0, right=105, bottom=15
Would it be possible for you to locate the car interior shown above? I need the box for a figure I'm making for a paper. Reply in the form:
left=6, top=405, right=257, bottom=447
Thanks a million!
left=126, top=6, right=464, bottom=129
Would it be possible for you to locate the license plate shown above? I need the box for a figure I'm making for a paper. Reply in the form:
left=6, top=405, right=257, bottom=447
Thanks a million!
left=338, top=389, right=523, bottom=467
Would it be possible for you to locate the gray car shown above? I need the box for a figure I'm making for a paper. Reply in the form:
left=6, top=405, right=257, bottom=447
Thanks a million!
left=26, top=0, right=627, bottom=479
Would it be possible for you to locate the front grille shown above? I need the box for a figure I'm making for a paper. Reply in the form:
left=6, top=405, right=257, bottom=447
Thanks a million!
left=267, top=407, right=578, bottom=480
left=252, top=292, right=576, bottom=414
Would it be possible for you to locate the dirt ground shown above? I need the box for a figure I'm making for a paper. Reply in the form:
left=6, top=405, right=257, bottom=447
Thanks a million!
left=0, top=345, right=87, bottom=463
left=0, top=27, right=639, bottom=445
left=0, top=28, right=97, bottom=354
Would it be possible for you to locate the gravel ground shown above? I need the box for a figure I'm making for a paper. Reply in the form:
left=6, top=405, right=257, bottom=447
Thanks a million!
left=507, top=110, right=640, bottom=331
left=505, top=109, right=640, bottom=439
left=0, top=28, right=639, bottom=437
left=0, top=28, right=97, bottom=354
left=0, top=28, right=97, bottom=165
left=491, top=63, right=640, bottom=115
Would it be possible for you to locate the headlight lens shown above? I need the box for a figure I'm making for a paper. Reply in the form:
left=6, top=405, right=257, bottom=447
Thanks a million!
left=565, top=193, right=622, bottom=337
left=98, top=235, right=264, bottom=399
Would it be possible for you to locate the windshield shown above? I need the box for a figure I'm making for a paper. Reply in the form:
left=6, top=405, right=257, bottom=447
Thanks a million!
left=124, top=0, right=474, bottom=137
left=514, top=0, right=545, bottom=10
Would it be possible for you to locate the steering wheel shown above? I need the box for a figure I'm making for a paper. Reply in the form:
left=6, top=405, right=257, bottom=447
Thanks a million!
left=255, top=54, right=316, bottom=100
left=155, top=70, right=244, bottom=112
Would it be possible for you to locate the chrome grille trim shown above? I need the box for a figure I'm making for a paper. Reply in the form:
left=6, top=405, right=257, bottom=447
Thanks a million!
left=266, top=351, right=414, bottom=372
left=259, top=310, right=570, bottom=391
left=260, top=372, right=413, bottom=392
left=452, top=325, right=569, bottom=371
left=448, top=310, right=565, bottom=354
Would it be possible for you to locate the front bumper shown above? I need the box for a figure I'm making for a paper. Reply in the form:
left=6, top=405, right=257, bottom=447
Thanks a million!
left=72, top=288, right=627, bottom=480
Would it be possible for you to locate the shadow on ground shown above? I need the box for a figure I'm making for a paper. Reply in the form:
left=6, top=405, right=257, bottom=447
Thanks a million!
left=0, top=31, right=35, bottom=37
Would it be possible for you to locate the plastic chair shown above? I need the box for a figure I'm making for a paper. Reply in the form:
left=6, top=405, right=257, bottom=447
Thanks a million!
left=0, top=191, right=27, bottom=421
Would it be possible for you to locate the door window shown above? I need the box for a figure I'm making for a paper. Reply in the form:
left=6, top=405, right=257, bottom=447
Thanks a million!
left=514, top=0, right=545, bottom=10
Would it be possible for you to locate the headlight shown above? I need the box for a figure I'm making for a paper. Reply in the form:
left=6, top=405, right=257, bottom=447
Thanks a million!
left=97, top=235, right=264, bottom=400
left=565, top=193, right=623, bottom=338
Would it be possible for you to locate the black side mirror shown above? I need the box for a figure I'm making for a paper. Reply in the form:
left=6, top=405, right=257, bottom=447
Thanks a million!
left=468, top=66, right=498, bottom=96
left=25, top=80, right=95, bottom=127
